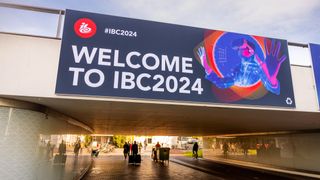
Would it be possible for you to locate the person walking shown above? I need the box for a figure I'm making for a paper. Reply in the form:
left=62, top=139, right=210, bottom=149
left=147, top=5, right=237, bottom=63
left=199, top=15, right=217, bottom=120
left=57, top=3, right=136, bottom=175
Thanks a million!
left=155, top=142, right=161, bottom=149
left=193, top=142, right=199, bottom=159
left=59, top=140, right=66, bottom=155
left=132, top=141, right=138, bottom=156
left=129, top=142, right=133, bottom=155
left=130, top=141, right=141, bottom=164
left=123, top=142, right=130, bottom=159
left=223, top=142, right=229, bottom=158
left=138, top=142, right=142, bottom=154
left=54, top=140, right=67, bottom=164
left=91, top=142, right=99, bottom=157
left=74, top=139, right=81, bottom=157
left=46, top=140, right=53, bottom=160
left=144, top=140, right=147, bottom=151
left=153, top=142, right=161, bottom=162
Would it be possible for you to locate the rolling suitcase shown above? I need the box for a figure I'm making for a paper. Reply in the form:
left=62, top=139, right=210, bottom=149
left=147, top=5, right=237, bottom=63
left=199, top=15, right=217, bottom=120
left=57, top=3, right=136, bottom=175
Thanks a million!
left=134, top=155, right=141, bottom=164
left=53, top=154, right=67, bottom=164
left=128, top=155, right=134, bottom=164
left=128, top=154, right=141, bottom=165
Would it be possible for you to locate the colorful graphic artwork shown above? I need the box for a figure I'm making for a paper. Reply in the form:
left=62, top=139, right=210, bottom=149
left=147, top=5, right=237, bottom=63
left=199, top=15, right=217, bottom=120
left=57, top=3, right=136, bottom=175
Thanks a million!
left=194, top=30, right=289, bottom=102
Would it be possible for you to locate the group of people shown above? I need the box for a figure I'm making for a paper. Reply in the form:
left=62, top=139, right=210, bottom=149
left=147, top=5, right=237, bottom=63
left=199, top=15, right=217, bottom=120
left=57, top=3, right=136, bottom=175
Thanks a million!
left=60, top=139, right=83, bottom=157
left=124, top=141, right=199, bottom=160
left=39, top=138, right=84, bottom=164
left=123, top=141, right=143, bottom=159
left=44, top=140, right=66, bottom=157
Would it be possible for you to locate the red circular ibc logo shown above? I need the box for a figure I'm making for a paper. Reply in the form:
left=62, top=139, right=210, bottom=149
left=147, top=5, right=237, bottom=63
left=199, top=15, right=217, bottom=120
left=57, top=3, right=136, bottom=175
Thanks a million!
left=74, top=18, right=97, bottom=38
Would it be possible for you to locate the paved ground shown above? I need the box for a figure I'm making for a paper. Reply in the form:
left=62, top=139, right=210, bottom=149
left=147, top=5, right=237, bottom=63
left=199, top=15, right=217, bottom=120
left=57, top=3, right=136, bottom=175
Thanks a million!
left=171, top=156, right=317, bottom=180
left=82, top=149, right=319, bottom=180
left=37, top=154, right=92, bottom=180
left=82, top=154, right=221, bottom=180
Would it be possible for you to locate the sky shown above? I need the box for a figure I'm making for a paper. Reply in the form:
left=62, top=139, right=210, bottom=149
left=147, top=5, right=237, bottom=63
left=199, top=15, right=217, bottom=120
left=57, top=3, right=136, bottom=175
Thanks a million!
left=0, top=0, right=319, bottom=65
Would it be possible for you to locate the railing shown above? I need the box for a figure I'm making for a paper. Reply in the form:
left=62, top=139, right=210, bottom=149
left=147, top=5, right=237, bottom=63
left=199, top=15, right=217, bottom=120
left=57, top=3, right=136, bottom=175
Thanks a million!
left=0, top=2, right=309, bottom=48
left=0, top=2, right=65, bottom=38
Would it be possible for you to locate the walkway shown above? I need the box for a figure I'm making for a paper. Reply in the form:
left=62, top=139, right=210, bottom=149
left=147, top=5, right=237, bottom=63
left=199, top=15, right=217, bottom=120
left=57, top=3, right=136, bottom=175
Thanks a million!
left=82, top=148, right=220, bottom=180
left=171, top=156, right=317, bottom=180
left=37, top=154, right=92, bottom=180
left=82, top=149, right=318, bottom=180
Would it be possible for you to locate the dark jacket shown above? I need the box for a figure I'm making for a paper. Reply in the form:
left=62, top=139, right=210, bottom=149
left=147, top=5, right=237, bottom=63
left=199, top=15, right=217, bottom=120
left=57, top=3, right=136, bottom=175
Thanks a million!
left=59, top=142, right=66, bottom=155
left=123, top=144, right=129, bottom=153
left=132, top=143, right=138, bottom=155
left=193, top=143, right=199, bottom=152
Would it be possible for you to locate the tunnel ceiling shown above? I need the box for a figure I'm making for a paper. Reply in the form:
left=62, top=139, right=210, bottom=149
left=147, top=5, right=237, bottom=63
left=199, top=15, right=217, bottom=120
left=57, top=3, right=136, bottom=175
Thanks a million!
left=3, top=95, right=320, bottom=136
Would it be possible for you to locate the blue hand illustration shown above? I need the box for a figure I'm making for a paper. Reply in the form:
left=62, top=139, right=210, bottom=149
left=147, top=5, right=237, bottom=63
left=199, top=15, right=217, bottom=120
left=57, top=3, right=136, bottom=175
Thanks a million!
left=255, top=39, right=286, bottom=86
left=197, top=46, right=212, bottom=74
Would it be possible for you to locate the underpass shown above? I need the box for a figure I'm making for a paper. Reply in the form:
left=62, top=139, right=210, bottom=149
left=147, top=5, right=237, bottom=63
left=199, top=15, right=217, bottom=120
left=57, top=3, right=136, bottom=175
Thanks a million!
left=1, top=3, right=320, bottom=180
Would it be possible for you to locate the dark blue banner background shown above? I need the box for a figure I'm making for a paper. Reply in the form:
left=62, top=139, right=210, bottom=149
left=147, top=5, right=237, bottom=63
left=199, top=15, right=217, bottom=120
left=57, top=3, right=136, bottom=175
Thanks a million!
left=56, top=9, right=295, bottom=108
left=310, top=43, right=320, bottom=108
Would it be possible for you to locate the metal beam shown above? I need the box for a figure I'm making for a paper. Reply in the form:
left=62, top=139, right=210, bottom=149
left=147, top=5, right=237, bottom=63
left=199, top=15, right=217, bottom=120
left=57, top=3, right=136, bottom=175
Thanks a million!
left=288, top=42, right=308, bottom=48
left=0, top=2, right=311, bottom=48
left=0, top=2, right=65, bottom=15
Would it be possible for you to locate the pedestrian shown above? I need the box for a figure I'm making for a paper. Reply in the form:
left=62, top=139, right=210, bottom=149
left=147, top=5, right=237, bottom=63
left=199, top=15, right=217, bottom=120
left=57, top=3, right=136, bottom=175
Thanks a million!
left=54, top=140, right=67, bottom=164
left=242, top=143, right=249, bottom=156
left=123, top=142, right=129, bottom=159
left=153, top=142, right=161, bottom=162
left=46, top=140, right=52, bottom=160
left=138, top=142, right=142, bottom=154
left=91, top=142, right=100, bottom=157
left=59, top=140, right=66, bottom=155
left=155, top=142, right=161, bottom=149
left=129, top=142, right=133, bottom=155
left=144, top=140, right=147, bottom=150
left=193, top=142, right=199, bottom=159
left=74, top=139, right=81, bottom=157
left=223, top=142, right=229, bottom=157
left=132, top=141, right=138, bottom=156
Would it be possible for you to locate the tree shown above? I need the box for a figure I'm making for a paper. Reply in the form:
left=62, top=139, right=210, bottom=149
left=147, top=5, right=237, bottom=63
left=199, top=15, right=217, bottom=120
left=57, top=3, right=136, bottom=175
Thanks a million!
left=84, top=135, right=92, bottom=147
left=112, top=135, right=127, bottom=148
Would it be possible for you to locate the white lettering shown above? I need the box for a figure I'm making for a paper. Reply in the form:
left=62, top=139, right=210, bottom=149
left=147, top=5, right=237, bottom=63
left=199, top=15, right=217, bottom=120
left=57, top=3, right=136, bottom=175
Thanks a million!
left=126, top=51, right=141, bottom=69
left=166, top=76, right=178, bottom=93
left=161, top=55, right=179, bottom=72
left=152, top=75, right=165, bottom=92
left=121, top=71, right=135, bottom=89
left=69, top=67, right=85, bottom=86
left=113, top=50, right=125, bottom=67
left=72, top=45, right=97, bottom=64
left=98, top=48, right=112, bottom=66
left=114, top=71, right=119, bottom=89
left=182, top=57, right=193, bottom=74
left=70, top=46, right=194, bottom=75
left=142, top=53, right=160, bottom=70
left=84, top=69, right=105, bottom=87
left=137, top=73, right=151, bottom=91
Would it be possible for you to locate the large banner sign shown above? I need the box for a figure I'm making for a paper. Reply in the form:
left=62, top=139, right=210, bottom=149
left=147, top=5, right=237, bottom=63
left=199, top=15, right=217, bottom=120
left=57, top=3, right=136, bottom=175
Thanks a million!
left=56, top=10, right=295, bottom=107
left=310, top=43, right=320, bottom=107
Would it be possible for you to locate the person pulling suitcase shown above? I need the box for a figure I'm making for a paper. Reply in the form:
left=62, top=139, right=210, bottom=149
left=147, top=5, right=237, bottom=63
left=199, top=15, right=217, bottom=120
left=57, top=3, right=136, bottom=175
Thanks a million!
left=129, top=141, right=141, bottom=165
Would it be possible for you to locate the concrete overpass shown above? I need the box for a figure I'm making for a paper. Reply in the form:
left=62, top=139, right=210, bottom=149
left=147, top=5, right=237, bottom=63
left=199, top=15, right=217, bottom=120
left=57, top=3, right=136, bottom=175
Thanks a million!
left=1, top=32, right=320, bottom=136
left=1, top=4, right=320, bottom=179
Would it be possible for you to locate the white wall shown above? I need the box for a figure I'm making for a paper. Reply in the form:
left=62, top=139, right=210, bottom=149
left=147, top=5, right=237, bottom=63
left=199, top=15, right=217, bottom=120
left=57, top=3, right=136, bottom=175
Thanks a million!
left=0, top=33, right=60, bottom=97
left=291, top=65, right=318, bottom=111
